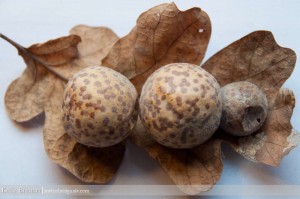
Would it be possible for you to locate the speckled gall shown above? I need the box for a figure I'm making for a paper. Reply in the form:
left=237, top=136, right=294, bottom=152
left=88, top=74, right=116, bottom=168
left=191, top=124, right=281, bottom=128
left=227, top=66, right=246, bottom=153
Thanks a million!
left=139, top=63, right=222, bottom=149
left=62, top=66, right=138, bottom=147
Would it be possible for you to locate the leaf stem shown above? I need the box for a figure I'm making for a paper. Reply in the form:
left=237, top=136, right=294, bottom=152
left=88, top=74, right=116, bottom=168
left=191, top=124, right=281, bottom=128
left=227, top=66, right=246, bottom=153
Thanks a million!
left=0, top=33, right=68, bottom=82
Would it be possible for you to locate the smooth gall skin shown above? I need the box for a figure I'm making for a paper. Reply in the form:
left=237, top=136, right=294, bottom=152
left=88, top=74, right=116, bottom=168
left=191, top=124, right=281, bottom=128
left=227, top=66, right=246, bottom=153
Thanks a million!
left=220, top=81, right=268, bottom=136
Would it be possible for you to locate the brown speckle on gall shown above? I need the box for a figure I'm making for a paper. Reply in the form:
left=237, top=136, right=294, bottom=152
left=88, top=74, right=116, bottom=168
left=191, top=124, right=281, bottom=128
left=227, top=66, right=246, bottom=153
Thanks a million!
left=62, top=66, right=138, bottom=147
left=139, top=63, right=222, bottom=149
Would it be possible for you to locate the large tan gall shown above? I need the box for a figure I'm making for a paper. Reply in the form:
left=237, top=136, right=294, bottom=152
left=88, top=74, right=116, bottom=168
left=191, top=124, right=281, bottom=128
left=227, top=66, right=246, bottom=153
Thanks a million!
left=139, top=63, right=222, bottom=149
left=62, top=66, right=138, bottom=147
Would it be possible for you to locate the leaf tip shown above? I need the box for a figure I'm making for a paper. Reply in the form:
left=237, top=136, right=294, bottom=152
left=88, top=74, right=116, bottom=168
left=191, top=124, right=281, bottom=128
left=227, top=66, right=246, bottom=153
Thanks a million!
left=70, top=34, right=82, bottom=43
left=286, top=47, right=297, bottom=63
left=170, top=1, right=176, bottom=7
left=253, top=29, right=272, bottom=35
left=280, top=88, right=295, bottom=107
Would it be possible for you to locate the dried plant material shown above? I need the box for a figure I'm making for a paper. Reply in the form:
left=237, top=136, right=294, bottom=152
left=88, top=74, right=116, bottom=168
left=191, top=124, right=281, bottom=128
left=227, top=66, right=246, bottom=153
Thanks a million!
left=139, top=63, right=222, bottom=149
left=220, top=81, right=268, bottom=136
left=3, top=26, right=118, bottom=122
left=28, top=35, right=80, bottom=66
left=3, top=34, right=79, bottom=122
left=44, top=79, right=125, bottom=183
left=52, top=25, right=119, bottom=78
left=131, top=118, right=223, bottom=195
left=62, top=66, right=138, bottom=147
left=202, top=31, right=299, bottom=166
left=42, top=27, right=123, bottom=182
left=102, top=2, right=211, bottom=92
left=220, top=88, right=300, bottom=166
left=2, top=2, right=299, bottom=194
left=70, top=25, right=118, bottom=65
left=202, top=31, right=296, bottom=100
left=2, top=26, right=123, bottom=182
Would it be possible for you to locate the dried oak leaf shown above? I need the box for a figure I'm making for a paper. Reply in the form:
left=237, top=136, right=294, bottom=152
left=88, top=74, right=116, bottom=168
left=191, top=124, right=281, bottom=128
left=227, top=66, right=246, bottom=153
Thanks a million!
left=4, top=25, right=118, bottom=122
left=4, top=34, right=79, bottom=122
left=43, top=26, right=123, bottom=183
left=52, top=25, right=119, bottom=79
left=218, top=88, right=299, bottom=166
left=102, top=2, right=211, bottom=92
left=131, top=30, right=298, bottom=195
left=117, top=3, right=219, bottom=194
left=44, top=79, right=125, bottom=183
left=202, top=30, right=300, bottom=166
left=2, top=26, right=123, bottom=183
left=131, top=118, right=223, bottom=195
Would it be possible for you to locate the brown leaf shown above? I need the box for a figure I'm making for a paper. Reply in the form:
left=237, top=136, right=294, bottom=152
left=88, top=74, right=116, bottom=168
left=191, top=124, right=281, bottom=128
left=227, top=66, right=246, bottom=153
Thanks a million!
left=28, top=35, right=80, bottom=66
left=131, top=118, right=223, bottom=195
left=3, top=25, right=118, bottom=122
left=4, top=35, right=80, bottom=122
left=202, top=31, right=296, bottom=100
left=3, top=25, right=123, bottom=182
left=44, top=79, right=125, bottom=183
left=220, top=88, right=300, bottom=166
left=41, top=26, right=122, bottom=183
left=52, top=25, right=119, bottom=79
left=39, top=26, right=121, bottom=183
left=102, top=2, right=211, bottom=92
left=202, top=31, right=299, bottom=166
left=26, top=25, right=119, bottom=83
left=70, top=25, right=118, bottom=66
